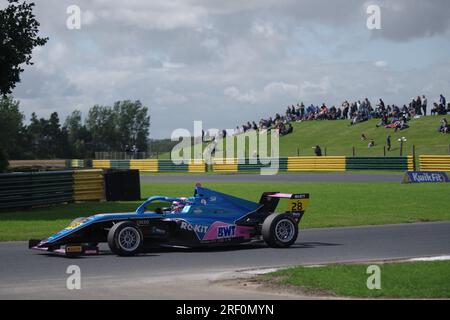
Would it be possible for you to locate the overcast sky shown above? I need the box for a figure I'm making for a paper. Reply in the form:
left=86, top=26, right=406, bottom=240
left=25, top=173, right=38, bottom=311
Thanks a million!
left=5, top=0, right=450, bottom=138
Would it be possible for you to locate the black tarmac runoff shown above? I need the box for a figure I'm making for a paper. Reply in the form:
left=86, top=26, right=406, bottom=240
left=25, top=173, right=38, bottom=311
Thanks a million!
left=1, top=222, right=449, bottom=299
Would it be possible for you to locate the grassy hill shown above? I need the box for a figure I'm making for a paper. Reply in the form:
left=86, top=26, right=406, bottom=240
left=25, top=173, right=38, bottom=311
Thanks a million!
left=156, top=115, right=449, bottom=159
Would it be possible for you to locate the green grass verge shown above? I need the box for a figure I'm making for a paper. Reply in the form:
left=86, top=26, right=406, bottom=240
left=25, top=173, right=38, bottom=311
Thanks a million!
left=155, top=116, right=450, bottom=159
left=0, top=181, right=449, bottom=241
left=260, top=261, right=450, bottom=298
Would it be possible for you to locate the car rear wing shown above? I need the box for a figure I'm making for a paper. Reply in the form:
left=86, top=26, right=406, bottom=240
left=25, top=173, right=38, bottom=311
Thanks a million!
left=262, top=192, right=310, bottom=213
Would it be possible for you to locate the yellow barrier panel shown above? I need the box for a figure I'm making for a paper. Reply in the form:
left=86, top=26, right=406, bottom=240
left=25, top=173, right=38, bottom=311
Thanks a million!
left=288, top=156, right=346, bottom=172
left=73, top=169, right=104, bottom=201
left=70, top=159, right=84, bottom=168
left=407, top=156, right=414, bottom=171
left=419, top=155, right=450, bottom=172
left=8, top=159, right=66, bottom=168
left=92, top=160, right=111, bottom=169
left=129, top=159, right=158, bottom=172
left=213, top=158, right=238, bottom=173
left=188, top=161, right=206, bottom=173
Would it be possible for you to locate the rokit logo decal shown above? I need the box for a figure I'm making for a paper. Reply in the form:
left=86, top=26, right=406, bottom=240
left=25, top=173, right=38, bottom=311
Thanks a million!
left=217, top=225, right=236, bottom=238
left=180, top=221, right=209, bottom=233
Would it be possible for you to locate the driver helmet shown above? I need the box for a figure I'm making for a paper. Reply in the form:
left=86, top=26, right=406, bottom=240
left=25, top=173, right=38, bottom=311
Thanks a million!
left=171, top=198, right=187, bottom=212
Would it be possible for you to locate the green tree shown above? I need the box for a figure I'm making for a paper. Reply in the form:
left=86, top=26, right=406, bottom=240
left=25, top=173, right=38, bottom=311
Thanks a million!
left=85, top=101, right=150, bottom=153
left=27, top=111, right=68, bottom=158
left=0, top=0, right=48, bottom=96
left=113, top=100, right=150, bottom=152
left=64, top=110, right=92, bottom=158
left=0, top=96, right=28, bottom=159
left=85, top=105, right=119, bottom=152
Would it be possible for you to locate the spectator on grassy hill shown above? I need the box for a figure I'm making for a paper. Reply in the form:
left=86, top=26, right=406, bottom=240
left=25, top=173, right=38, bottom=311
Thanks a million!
left=416, top=96, right=422, bottom=115
left=368, top=139, right=375, bottom=148
left=335, top=107, right=342, bottom=119
left=431, top=103, right=439, bottom=116
left=299, top=103, right=305, bottom=118
left=314, top=145, right=322, bottom=156
left=386, top=135, right=391, bottom=151
left=376, top=112, right=389, bottom=128
left=433, top=103, right=447, bottom=115
left=439, top=118, right=449, bottom=133
left=252, top=121, right=258, bottom=131
left=422, top=95, right=427, bottom=116
left=342, top=101, right=350, bottom=119
left=350, top=102, right=357, bottom=118
left=440, top=94, right=446, bottom=109
left=378, top=99, right=386, bottom=111
left=394, top=115, right=409, bottom=132
left=318, top=103, right=328, bottom=120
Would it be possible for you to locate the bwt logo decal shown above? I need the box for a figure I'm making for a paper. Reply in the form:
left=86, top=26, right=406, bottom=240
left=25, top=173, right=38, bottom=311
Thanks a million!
left=217, top=225, right=236, bottom=238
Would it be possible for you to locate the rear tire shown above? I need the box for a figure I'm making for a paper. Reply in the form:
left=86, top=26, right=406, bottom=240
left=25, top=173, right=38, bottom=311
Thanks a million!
left=107, top=221, right=143, bottom=256
left=262, top=213, right=298, bottom=248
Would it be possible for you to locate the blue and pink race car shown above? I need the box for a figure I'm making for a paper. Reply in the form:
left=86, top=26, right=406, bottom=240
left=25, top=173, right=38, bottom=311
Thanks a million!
left=29, top=185, right=310, bottom=256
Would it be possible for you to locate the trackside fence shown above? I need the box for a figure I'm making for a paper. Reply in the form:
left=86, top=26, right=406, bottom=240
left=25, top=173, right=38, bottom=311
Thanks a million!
left=419, top=155, right=450, bottom=172
left=10, top=155, right=450, bottom=173
left=0, top=170, right=104, bottom=210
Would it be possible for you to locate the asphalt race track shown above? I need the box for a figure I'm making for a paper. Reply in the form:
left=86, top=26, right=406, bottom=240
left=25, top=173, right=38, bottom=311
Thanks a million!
left=1, top=222, right=449, bottom=299
left=141, top=173, right=404, bottom=183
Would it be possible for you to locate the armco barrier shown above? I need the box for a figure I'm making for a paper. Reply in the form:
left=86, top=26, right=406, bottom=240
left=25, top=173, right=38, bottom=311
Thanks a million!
left=346, top=157, right=411, bottom=171
left=419, top=155, right=450, bottom=172
left=288, top=156, right=346, bottom=172
left=188, top=161, right=207, bottom=173
left=158, top=159, right=188, bottom=172
left=213, top=158, right=238, bottom=173
left=110, top=160, right=130, bottom=169
left=8, top=159, right=67, bottom=168
left=129, top=159, right=158, bottom=172
left=91, top=159, right=204, bottom=172
left=70, top=159, right=85, bottom=168
left=237, top=158, right=288, bottom=172
left=92, top=159, right=111, bottom=169
left=0, top=171, right=74, bottom=209
left=73, top=169, right=104, bottom=201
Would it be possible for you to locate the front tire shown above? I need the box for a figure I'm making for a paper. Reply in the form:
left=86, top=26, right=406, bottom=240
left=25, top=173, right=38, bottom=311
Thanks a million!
left=262, top=213, right=298, bottom=248
left=107, top=221, right=143, bottom=256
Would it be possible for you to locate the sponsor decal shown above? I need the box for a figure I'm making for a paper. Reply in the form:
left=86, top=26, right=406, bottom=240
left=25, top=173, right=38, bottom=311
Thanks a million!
left=66, top=246, right=82, bottom=253
left=217, top=225, right=236, bottom=238
left=66, top=222, right=83, bottom=230
left=180, top=221, right=209, bottom=234
left=403, top=171, right=449, bottom=183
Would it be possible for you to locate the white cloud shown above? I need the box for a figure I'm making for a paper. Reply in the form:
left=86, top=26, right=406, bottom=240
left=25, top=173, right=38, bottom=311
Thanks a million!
left=224, top=86, right=258, bottom=104
left=374, top=60, right=388, bottom=68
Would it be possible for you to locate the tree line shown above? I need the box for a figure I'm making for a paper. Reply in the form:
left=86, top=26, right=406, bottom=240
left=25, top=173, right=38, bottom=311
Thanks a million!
left=0, top=97, right=151, bottom=166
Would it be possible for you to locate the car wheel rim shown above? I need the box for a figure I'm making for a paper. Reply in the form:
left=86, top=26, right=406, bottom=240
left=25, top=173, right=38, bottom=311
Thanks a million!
left=275, top=219, right=295, bottom=243
left=118, top=227, right=140, bottom=251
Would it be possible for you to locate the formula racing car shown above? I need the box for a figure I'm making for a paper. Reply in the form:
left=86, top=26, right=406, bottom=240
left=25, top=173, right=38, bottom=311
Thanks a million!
left=29, top=184, right=309, bottom=256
